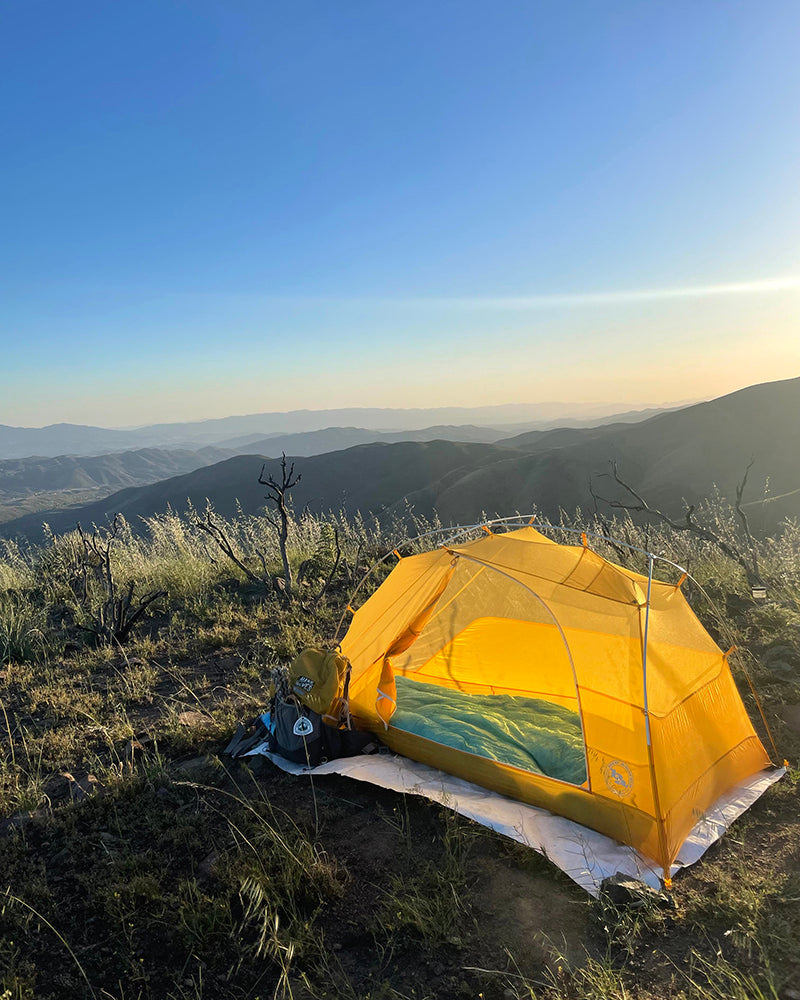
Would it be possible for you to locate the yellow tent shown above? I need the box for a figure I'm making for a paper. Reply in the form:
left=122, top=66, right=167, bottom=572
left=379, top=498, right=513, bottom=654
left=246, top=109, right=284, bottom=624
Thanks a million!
left=339, top=525, right=773, bottom=881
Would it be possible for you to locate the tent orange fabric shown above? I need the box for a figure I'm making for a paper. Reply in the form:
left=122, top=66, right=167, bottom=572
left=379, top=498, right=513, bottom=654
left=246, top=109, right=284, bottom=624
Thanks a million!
left=339, top=526, right=773, bottom=880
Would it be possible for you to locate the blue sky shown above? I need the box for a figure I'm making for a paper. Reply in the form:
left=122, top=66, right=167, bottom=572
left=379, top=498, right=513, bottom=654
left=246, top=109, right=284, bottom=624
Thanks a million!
left=2, top=1, right=798, bottom=426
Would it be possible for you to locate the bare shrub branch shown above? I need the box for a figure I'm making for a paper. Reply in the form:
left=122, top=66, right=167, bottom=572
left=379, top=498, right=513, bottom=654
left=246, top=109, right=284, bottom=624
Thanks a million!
left=76, top=516, right=165, bottom=644
left=312, top=526, right=341, bottom=608
left=193, top=506, right=272, bottom=590
left=592, top=461, right=764, bottom=586
left=259, top=454, right=301, bottom=599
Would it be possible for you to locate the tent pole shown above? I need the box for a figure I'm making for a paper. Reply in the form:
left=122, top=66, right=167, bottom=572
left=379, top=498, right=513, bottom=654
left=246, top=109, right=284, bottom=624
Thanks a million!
left=336, top=515, right=691, bottom=643
left=642, top=552, right=671, bottom=885
left=333, top=521, right=488, bottom=642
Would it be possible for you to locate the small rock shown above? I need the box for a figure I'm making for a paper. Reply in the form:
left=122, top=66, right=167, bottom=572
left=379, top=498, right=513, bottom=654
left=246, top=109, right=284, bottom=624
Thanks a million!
left=173, top=755, right=219, bottom=781
left=177, top=710, right=212, bottom=728
left=763, top=643, right=798, bottom=661
left=43, top=774, right=71, bottom=802
left=197, top=852, right=218, bottom=880
left=600, top=873, right=674, bottom=909
left=762, top=645, right=799, bottom=677
left=0, top=807, right=49, bottom=833
left=61, top=772, right=104, bottom=802
left=779, top=705, right=800, bottom=735
left=238, top=754, right=269, bottom=776
left=43, top=772, right=104, bottom=803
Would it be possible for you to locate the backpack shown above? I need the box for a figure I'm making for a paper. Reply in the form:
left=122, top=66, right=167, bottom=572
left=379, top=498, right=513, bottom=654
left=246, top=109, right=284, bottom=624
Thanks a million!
left=288, top=647, right=351, bottom=725
left=224, top=650, right=376, bottom=766
left=269, top=697, right=327, bottom=765
left=267, top=695, right=375, bottom=766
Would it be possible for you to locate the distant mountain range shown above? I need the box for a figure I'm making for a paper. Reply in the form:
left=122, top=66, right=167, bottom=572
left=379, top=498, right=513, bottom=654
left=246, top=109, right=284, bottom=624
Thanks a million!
left=0, top=414, right=672, bottom=525
left=2, top=377, right=797, bottom=542
left=0, top=424, right=520, bottom=521
left=231, top=423, right=507, bottom=455
left=0, top=403, right=681, bottom=459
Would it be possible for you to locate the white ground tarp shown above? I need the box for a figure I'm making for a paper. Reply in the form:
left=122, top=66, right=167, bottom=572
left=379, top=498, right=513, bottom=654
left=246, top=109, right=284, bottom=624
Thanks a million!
left=245, top=745, right=785, bottom=896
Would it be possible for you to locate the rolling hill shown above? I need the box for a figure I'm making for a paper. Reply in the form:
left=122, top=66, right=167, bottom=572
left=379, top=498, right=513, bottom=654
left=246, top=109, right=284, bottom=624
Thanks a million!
left=0, top=446, right=236, bottom=526
left=0, top=442, right=506, bottom=539
left=2, top=377, right=797, bottom=541
left=0, top=426, right=504, bottom=525
left=0, top=446, right=234, bottom=498
left=494, top=376, right=800, bottom=529
left=230, top=424, right=507, bottom=456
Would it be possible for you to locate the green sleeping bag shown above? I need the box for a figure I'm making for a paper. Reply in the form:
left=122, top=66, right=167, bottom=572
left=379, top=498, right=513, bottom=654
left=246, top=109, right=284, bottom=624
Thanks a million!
left=391, top=675, right=587, bottom=786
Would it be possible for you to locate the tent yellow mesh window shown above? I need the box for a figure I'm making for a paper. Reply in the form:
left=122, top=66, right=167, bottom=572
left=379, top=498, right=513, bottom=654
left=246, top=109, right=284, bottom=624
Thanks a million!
left=339, top=526, right=773, bottom=879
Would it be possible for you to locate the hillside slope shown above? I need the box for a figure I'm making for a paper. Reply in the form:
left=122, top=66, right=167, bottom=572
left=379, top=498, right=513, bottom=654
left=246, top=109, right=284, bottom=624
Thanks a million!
left=496, top=376, right=800, bottom=528
left=2, top=442, right=504, bottom=538
left=0, top=446, right=233, bottom=499
left=230, top=424, right=507, bottom=456
left=3, top=377, right=797, bottom=539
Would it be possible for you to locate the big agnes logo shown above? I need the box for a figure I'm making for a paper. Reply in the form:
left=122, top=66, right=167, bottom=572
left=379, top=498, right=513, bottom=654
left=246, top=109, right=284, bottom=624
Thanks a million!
left=602, top=759, right=634, bottom=798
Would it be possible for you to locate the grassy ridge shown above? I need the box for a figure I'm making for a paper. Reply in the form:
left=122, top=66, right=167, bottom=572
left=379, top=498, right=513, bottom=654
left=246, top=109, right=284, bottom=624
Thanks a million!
left=0, top=502, right=798, bottom=999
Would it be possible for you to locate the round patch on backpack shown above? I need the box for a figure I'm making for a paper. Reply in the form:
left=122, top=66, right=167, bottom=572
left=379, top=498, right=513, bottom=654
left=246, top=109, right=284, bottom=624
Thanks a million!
left=292, top=716, right=315, bottom=737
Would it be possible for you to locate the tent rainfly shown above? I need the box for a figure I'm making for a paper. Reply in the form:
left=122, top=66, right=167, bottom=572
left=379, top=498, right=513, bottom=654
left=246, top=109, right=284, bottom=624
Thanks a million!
left=339, top=525, right=778, bottom=883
